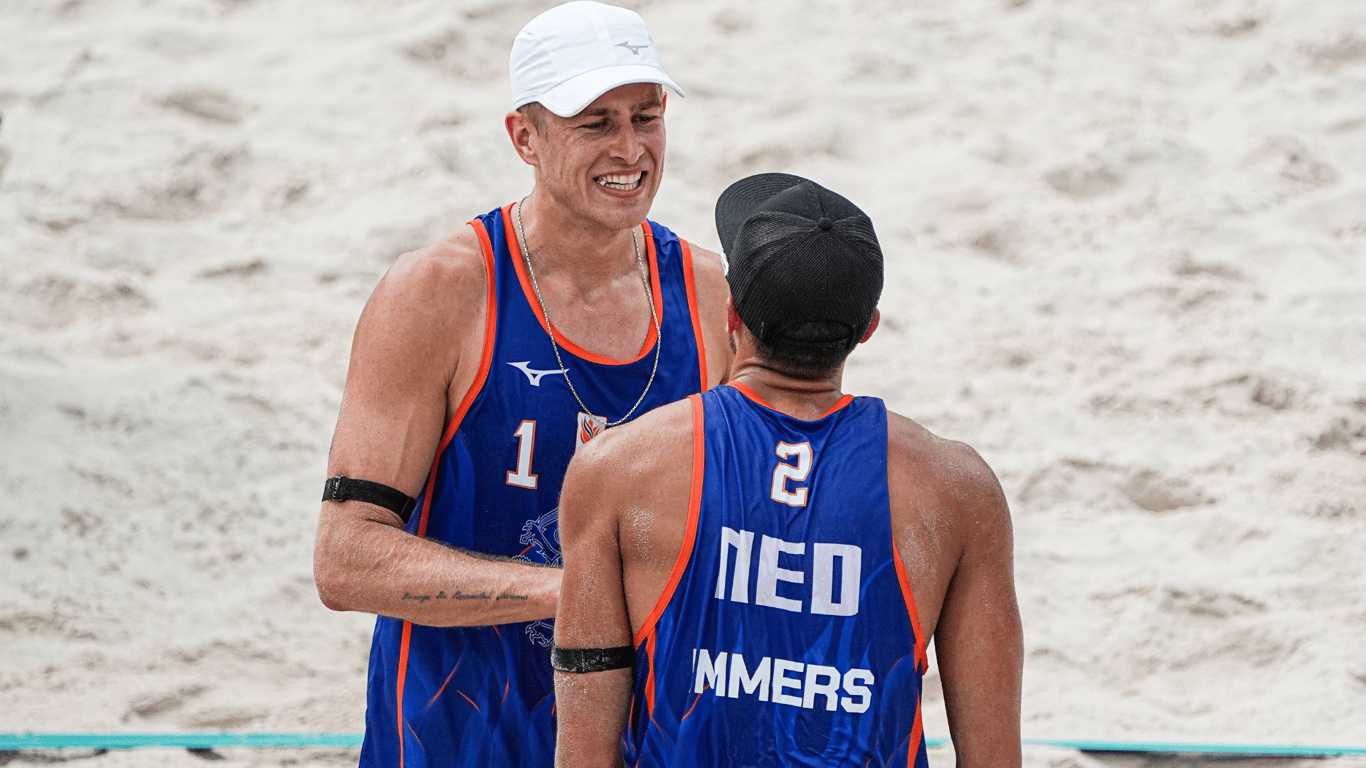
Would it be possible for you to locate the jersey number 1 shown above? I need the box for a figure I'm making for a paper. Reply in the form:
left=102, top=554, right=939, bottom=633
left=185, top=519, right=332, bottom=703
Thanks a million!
left=507, top=420, right=538, bottom=489
left=771, top=442, right=813, bottom=506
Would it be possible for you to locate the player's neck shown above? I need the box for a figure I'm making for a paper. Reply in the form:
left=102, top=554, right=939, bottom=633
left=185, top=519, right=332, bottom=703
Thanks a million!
left=516, top=193, right=644, bottom=288
left=728, top=364, right=847, bottom=422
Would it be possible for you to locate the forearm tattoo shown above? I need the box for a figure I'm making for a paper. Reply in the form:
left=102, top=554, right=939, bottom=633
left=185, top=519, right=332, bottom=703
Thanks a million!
left=401, top=590, right=529, bottom=603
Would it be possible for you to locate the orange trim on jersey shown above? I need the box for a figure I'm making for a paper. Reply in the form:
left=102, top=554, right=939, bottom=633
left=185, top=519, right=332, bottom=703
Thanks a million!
left=679, top=238, right=708, bottom=390
left=727, top=382, right=857, bottom=421
left=820, top=394, right=856, bottom=419
left=632, top=393, right=706, bottom=647
left=891, top=532, right=930, bottom=673
left=726, top=381, right=774, bottom=410
left=417, top=217, right=501, bottom=532
left=643, top=632, right=659, bottom=723
left=641, top=221, right=665, bottom=356
left=396, top=620, right=413, bottom=767
left=501, top=203, right=663, bottom=366
left=908, top=704, right=925, bottom=767
left=395, top=216, right=501, bottom=768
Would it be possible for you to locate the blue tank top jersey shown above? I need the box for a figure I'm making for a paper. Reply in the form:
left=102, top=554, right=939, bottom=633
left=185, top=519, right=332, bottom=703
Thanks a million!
left=627, top=383, right=929, bottom=768
left=361, top=203, right=710, bottom=768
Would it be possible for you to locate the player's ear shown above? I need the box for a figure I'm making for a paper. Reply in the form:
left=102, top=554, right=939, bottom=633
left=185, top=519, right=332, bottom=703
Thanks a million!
left=506, top=110, right=538, bottom=167
left=859, top=310, right=880, bottom=344
left=726, top=298, right=742, bottom=334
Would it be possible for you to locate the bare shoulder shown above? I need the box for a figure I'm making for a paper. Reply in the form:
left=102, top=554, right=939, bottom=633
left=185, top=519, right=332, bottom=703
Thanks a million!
left=682, top=243, right=733, bottom=386
left=558, top=398, right=695, bottom=553
left=885, top=410, right=1008, bottom=523
left=368, top=224, right=488, bottom=315
left=687, top=243, right=729, bottom=304
left=329, top=223, right=494, bottom=495
left=884, top=409, right=1013, bottom=635
left=567, top=397, right=695, bottom=483
left=687, top=242, right=726, bottom=280
left=561, top=397, right=697, bottom=621
left=349, top=224, right=493, bottom=379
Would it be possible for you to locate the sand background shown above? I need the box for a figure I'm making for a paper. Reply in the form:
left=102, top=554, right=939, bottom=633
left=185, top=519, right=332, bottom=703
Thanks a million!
left=2, top=0, right=1365, bottom=765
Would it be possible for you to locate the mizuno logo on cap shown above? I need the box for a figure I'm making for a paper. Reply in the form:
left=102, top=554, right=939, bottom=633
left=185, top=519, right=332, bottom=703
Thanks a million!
left=509, top=361, right=568, bottom=386
left=616, top=41, right=647, bottom=54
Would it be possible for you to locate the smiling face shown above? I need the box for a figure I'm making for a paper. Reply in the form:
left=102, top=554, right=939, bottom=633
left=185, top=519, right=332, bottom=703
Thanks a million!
left=509, top=82, right=667, bottom=233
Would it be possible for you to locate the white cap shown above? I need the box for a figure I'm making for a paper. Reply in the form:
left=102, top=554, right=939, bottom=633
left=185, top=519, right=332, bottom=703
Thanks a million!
left=510, top=1, right=684, bottom=118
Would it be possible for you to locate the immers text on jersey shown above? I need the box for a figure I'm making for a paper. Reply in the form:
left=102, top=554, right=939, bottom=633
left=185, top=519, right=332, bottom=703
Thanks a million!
left=695, top=525, right=873, bottom=712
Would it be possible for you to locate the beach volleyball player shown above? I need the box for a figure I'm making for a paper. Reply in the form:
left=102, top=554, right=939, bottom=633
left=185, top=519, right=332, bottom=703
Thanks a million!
left=553, top=174, right=1023, bottom=767
left=312, top=3, right=730, bottom=766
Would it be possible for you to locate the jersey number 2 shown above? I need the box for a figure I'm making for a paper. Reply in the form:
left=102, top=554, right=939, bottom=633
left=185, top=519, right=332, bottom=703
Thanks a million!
left=770, top=442, right=812, bottom=506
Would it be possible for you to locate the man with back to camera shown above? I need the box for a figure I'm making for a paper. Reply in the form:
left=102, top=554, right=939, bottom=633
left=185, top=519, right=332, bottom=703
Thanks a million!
left=552, top=173, right=1024, bottom=767
left=311, top=2, right=731, bottom=766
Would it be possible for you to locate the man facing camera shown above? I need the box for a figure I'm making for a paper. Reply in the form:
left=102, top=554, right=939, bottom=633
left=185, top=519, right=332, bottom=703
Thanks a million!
left=553, top=173, right=1023, bottom=767
left=313, top=3, right=730, bottom=766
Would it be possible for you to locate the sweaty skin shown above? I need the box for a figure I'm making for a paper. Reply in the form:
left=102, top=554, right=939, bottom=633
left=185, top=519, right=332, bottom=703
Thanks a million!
left=313, top=82, right=731, bottom=629
left=554, top=303, right=1023, bottom=768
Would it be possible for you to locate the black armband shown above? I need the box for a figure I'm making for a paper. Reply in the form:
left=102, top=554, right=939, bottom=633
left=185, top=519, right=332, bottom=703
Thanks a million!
left=550, top=644, right=636, bottom=673
left=323, top=476, right=418, bottom=524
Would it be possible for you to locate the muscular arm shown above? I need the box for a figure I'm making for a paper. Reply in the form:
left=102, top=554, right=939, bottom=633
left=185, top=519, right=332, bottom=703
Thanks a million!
left=553, top=398, right=694, bottom=768
left=930, top=446, right=1023, bottom=767
left=887, top=413, right=1022, bottom=767
left=553, top=432, right=635, bottom=768
left=312, top=229, right=559, bottom=626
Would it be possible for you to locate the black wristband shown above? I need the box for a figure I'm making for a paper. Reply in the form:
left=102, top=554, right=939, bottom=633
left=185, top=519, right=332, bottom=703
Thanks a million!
left=550, top=644, right=636, bottom=673
left=323, top=476, right=418, bottom=524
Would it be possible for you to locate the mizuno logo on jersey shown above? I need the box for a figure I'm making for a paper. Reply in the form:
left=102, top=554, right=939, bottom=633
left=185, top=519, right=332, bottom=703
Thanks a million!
left=509, top=361, right=568, bottom=386
left=577, top=412, right=607, bottom=447
left=616, top=41, right=647, bottom=54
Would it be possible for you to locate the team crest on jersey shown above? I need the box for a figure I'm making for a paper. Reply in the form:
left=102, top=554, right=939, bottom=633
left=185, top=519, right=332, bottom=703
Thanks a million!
left=515, top=506, right=561, bottom=647
left=524, top=617, right=554, bottom=648
left=576, top=412, right=607, bottom=447
left=517, top=507, right=562, bottom=566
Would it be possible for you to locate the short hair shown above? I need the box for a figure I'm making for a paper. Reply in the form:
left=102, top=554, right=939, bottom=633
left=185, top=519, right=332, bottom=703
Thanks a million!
left=517, top=102, right=549, bottom=134
left=751, top=321, right=854, bottom=381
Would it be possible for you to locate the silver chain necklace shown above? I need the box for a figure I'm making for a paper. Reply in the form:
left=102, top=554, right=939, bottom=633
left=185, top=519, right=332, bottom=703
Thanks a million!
left=514, top=197, right=661, bottom=428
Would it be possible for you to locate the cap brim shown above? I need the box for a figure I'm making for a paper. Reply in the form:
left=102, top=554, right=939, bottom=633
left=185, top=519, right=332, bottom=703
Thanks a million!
left=714, top=173, right=815, bottom=257
left=523, top=64, right=684, bottom=118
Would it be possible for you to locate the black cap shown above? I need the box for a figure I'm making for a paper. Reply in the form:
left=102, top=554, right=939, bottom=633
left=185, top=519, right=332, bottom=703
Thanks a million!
left=715, top=173, right=884, bottom=352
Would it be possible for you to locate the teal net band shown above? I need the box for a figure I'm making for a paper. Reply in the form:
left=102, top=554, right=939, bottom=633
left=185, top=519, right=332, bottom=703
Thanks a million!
left=0, top=733, right=363, bottom=750
left=2, top=733, right=1364, bottom=756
